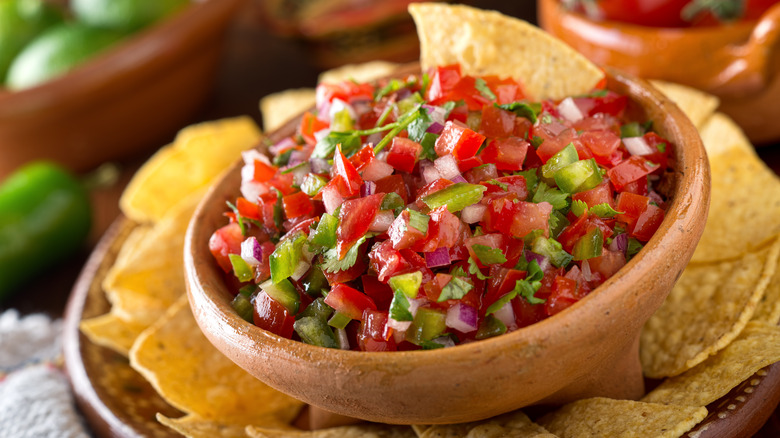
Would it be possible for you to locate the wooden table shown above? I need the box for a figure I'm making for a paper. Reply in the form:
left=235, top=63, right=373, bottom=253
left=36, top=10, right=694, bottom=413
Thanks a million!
left=2, top=1, right=780, bottom=436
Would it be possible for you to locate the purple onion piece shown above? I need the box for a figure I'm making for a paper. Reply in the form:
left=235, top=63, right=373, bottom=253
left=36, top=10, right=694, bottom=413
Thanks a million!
left=451, top=174, right=468, bottom=184
left=423, top=104, right=448, bottom=126
left=426, top=121, right=445, bottom=134
left=524, top=249, right=550, bottom=272
left=269, top=137, right=297, bottom=156
left=609, top=233, right=628, bottom=255
left=361, top=181, right=377, bottom=197
left=446, top=302, right=478, bottom=333
left=310, top=157, right=331, bottom=174
left=424, top=247, right=451, bottom=268
left=241, top=236, right=262, bottom=266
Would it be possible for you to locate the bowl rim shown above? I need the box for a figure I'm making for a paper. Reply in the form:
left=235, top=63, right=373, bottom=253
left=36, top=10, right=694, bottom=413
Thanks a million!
left=0, top=0, right=244, bottom=116
left=185, top=65, right=710, bottom=369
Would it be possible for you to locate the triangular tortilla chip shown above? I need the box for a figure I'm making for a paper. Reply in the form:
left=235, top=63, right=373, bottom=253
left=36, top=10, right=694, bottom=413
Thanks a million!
left=650, top=81, right=719, bottom=130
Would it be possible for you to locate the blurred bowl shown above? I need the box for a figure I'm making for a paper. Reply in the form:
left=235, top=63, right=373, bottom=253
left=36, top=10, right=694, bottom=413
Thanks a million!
left=0, top=0, right=245, bottom=179
left=538, top=0, right=780, bottom=144
left=184, top=66, right=710, bottom=425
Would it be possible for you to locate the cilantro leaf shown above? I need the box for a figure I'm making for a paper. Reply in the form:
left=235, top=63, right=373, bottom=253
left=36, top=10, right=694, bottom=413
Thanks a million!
left=497, top=101, right=542, bottom=123
left=571, top=199, right=588, bottom=217
left=438, top=276, right=473, bottom=302
left=533, top=182, right=569, bottom=211
left=407, top=106, right=433, bottom=142
left=530, top=135, right=544, bottom=148
left=472, top=245, right=507, bottom=265
left=419, top=132, right=439, bottom=161
left=312, top=131, right=360, bottom=159
left=526, top=259, right=544, bottom=282
left=549, top=210, right=569, bottom=238
left=389, top=291, right=413, bottom=321
left=515, top=279, right=545, bottom=304
left=516, top=169, right=539, bottom=193
left=475, top=78, right=497, bottom=101
left=321, top=235, right=367, bottom=273
left=467, top=257, right=491, bottom=280
left=589, top=203, right=623, bottom=218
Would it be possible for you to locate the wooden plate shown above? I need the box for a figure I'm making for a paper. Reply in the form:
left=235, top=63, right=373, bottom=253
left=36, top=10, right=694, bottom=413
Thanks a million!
left=63, top=217, right=780, bottom=437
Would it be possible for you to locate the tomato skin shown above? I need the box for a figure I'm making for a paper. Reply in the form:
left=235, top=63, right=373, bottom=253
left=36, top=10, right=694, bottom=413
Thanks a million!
left=324, top=283, right=377, bottom=321
left=578, top=130, right=623, bottom=168
left=545, top=276, right=581, bottom=316
left=434, top=121, right=486, bottom=160
left=374, top=174, right=409, bottom=203
left=332, top=146, right=363, bottom=197
left=387, top=137, right=422, bottom=173
left=368, top=240, right=411, bottom=282
left=632, top=203, right=665, bottom=242
left=209, top=222, right=244, bottom=273
left=479, top=137, right=529, bottom=171
left=358, top=309, right=396, bottom=352
left=426, top=64, right=462, bottom=104
left=253, top=159, right=277, bottom=183
left=282, top=191, right=313, bottom=219
left=253, top=291, right=295, bottom=338
left=534, top=124, right=577, bottom=163
left=512, top=296, right=546, bottom=328
left=361, top=275, right=394, bottom=310
left=479, top=104, right=516, bottom=138
left=388, top=209, right=426, bottom=250
left=350, top=145, right=376, bottom=172
left=607, top=155, right=660, bottom=191
left=572, top=181, right=614, bottom=208
left=299, top=112, right=329, bottom=145
left=337, top=194, right=383, bottom=258
left=237, top=197, right=261, bottom=221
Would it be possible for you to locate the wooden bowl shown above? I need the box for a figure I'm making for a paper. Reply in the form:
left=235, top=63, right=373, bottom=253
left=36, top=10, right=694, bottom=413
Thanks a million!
left=537, top=0, right=780, bottom=144
left=0, top=0, right=245, bottom=179
left=184, top=67, right=710, bottom=425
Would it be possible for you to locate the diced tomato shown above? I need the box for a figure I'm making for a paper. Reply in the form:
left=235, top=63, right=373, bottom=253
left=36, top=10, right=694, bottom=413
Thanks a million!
left=587, top=249, right=626, bottom=280
left=426, top=64, right=462, bottom=104
left=464, top=233, right=505, bottom=268
left=415, top=206, right=464, bottom=252
left=322, top=255, right=367, bottom=285
left=253, top=291, right=295, bottom=338
left=483, top=75, right=526, bottom=104
left=316, top=81, right=374, bottom=105
left=358, top=309, right=396, bottom=352
left=641, top=132, right=670, bottom=171
left=236, top=197, right=261, bottom=221
left=349, top=145, right=376, bottom=172
left=512, top=296, right=546, bottom=328
left=361, top=275, right=394, bottom=310
left=284, top=216, right=318, bottom=236
left=388, top=209, right=427, bottom=250
left=615, top=192, right=650, bottom=228
left=557, top=212, right=613, bottom=253
left=572, top=181, right=614, bottom=208
left=209, top=222, right=243, bottom=273
left=282, top=191, right=313, bottom=219
left=607, top=155, right=660, bottom=191
left=374, top=174, right=409, bottom=203
left=332, top=146, right=363, bottom=197
left=447, top=104, right=469, bottom=123
left=480, top=104, right=515, bottom=138
left=267, top=172, right=296, bottom=196
left=449, top=76, right=493, bottom=110
left=483, top=196, right=551, bottom=239
left=545, top=276, right=582, bottom=316
left=479, top=137, right=529, bottom=171
left=368, top=240, right=411, bottom=282
left=256, top=241, right=275, bottom=282
left=253, top=159, right=277, bottom=183
left=464, top=163, right=498, bottom=184
left=534, top=124, right=577, bottom=163
left=573, top=91, right=628, bottom=118
left=484, top=269, right=527, bottom=310
left=457, top=156, right=483, bottom=173
left=399, top=249, right=434, bottom=284
left=299, top=112, right=329, bottom=145
left=387, top=137, right=422, bottom=173
left=337, top=194, right=383, bottom=258
left=621, top=178, right=649, bottom=196
left=573, top=115, right=621, bottom=135
left=324, top=283, right=377, bottom=321
left=423, top=273, right=453, bottom=302
left=434, top=121, right=486, bottom=160
left=578, top=130, right=623, bottom=168
left=632, top=203, right=665, bottom=242
left=482, top=175, right=529, bottom=201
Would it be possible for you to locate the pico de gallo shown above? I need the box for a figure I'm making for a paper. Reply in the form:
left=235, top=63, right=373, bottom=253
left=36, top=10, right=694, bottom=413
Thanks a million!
left=209, top=64, right=672, bottom=351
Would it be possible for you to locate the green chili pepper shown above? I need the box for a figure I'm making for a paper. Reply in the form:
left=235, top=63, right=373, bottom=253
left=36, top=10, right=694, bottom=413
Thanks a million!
left=0, top=162, right=92, bottom=301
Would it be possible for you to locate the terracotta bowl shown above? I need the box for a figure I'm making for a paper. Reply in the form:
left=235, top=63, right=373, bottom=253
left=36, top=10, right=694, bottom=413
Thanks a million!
left=0, top=0, right=245, bottom=179
left=184, top=67, right=710, bottom=425
left=538, top=0, right=780, bottom=144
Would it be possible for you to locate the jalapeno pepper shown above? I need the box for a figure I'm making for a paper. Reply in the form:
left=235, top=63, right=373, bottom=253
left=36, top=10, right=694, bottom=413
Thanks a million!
left=0, top=161, right=92, bottom=301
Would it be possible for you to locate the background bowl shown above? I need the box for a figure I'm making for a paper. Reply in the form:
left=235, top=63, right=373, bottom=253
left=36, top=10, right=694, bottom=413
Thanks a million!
left=0, top=0, right=244, bottom=179
left=185, top=67, right=710, bottom=425
left=538, top=0, right=780, bottom=144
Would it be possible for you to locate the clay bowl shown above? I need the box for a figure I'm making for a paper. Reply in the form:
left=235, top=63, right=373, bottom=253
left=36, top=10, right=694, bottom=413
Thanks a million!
left=0, top=0, right=245, bottom=179
left=538, top=0, right=780, bottom=144
left=185, top=67, right=710, bottom=425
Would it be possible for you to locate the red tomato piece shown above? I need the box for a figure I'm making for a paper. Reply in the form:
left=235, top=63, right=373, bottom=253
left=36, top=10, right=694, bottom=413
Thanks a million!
left=434, top=120, right=486, bottom=160
left=236, top=197, right=261, bottom=221
left=457, top=156, right=483, bottom=173
left=615, top=192, right=651, bottom=228
left=415, top=205, right=464, bottom=252
left=349, top=145, right=376, bottom=172
left=479, top=104, right=515, bottom=138
left=368, top=240, right=411, bottom=282
left=337, top=194, right=383, bottom=258
left=534, top=124, right=577, bottom=163
left=282, top=191, right=313, bottom=219
left=208, top=222, right=243, bottom=273
left=572, top=181, right=614, bottom=208
left=545, top=276, right=582, bottom=316
left=578, top=130, right=622, bottom=168
left=322, top=255, right=367, bottom=285
left=324, top=284, right=377, bottom=321
left=332, top=146, right=363, bottom=197
left=464, top=163, right=498, bottom=184
left=479, top=137, right=529, bottom=171
left=632, top=203, right=665, bottom=242
left=449, top=76, right=493, bottom=110
left=358, top=309, right=396, bottom=352
left=388, top=209, right=427, bottom=250
left=426, top=64, right=462, bottom=104
left=253, top=159, right=277, bottom=183
left=374, top=174, right=409, bottom=203
left=607, top=155, right=661, bottom=191
left=484, top=269, right=527, bottom=310
left=387, top=137, right=422, bottom=173
left=573, top=91, right=628, bottom=118
left=361, top=275, right=394, bottom=310
left=641, top=132, right=670, bottom=171
left=299, top=112, right=329, bottom=146
left=316, top=81, right=374, bottom=105
left=423, top=273, right=453, bottom=302
left=253, top=291, right=295, bottom=338
left=587, top=249, right=626, bottom=281
left=512, top=296, right=546, bottom=328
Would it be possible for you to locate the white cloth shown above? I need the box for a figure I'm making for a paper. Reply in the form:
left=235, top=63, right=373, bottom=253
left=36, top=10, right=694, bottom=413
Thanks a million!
left=0, top=309, right=89, bottom=438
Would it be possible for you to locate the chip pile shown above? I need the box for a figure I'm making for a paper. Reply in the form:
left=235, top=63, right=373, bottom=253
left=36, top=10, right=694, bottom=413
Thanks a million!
left=78, top=3, right=780, bottom=438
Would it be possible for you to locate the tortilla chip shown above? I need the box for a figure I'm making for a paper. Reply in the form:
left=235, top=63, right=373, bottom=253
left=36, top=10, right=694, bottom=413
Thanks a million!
left=260, top=89, right=316, bottom=133
left=642, top=322, right=780, bottom=406
left=158, top=413, right=260, bottom=438
left=415, top=411, right=556, bottom=438
left=409, top=3, right=604, bottom=100
left=318, top=61, right=400, bottom=84
left=246, top=423, right=416, bottom=438
left=79, top=311, right=147, bottom=356
left=752, top=255, right=780, bottom=324
left=130, top=296, right=303, bottom=424
left=697, top=112, right=755, bottom=159
left=103, top=189, right=204, bottom=327
left=649, top=81, right=719, bottom=130
left=641, top=238, right=780, bottom=378
left=538, top=398, right=707, bottom=438
left=691, top=129, right=780, bottom=263
left=120, top=116, right=261, bottom=224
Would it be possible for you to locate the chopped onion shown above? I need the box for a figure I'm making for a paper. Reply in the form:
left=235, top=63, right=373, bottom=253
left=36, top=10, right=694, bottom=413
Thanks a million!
left=524, top=250, right=550, bottom=272
left=557, top=97, right=584, bottom=122
left=623, top=136, right=654, bottom=156
left=287, top=149, right=309, bottom=168
left=240, top=179, right=268, bottom=203
left=310, top=157, right=331, bottom=174
left=460, top=204, right=486, bottom=224
left=322, top=188, right=344, bottom=215
left=290, top=260, right=311, bottom=281
left=362, top=158, right=394, bottom=181
left=493, top=301, right=518, bottom=331
left=426, top=121, right=445, bottom=134
left=434, top=155, right=460, bottom=180
left=581, top=260, right=593, bottom=282
left=608, top=233, right=628, bottom=255
left=451, top=174, right=468, bottom=184
left=369, top=210, right=395, bottom=232
left=267, top=139, right=295, bottom=158
left=420, top=160, right=442, bottom=184
left=430, top=336, right=456, bottom=348
left=388, top=318, right=412, bottom=334
left=423, top=104, right=448, bottom=127
left=424, top=247, right=451, bottom=268
left=329, top=98, right=357, bottom=123
left=241, top=237, right=262, bottom=266
left=290, top=163, right=310, bottom=186
left=361, top=181, right=377, bottom=197
left=565, top=265, right=581, bottom=281
left=446, top=302, right=478, bottom=333
left=335, top=328, right=350, bottom=350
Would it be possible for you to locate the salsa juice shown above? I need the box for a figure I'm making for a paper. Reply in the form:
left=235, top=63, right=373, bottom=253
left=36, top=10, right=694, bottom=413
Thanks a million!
left=209, top=64, right=671, bottom=351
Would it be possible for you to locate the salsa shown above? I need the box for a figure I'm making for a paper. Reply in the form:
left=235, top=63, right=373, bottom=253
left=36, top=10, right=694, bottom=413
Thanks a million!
left=209, top=64, right=672, bottom=351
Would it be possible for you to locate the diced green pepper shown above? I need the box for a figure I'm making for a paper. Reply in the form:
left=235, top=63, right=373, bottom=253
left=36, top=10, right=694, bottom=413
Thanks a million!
left=554, top=158, right=602, bottom=193
left=573, top=227, right=604, bottom=261
left=230, top=293, right=254, bottom=322
left=294, top=316, right=338, bottom=348
left=301, top=265, right=329, bottom=298
left=301, top=173, right=327, bottom=197
left=397, top=92, right=424, bottom=116
left=297, top=297, right=334, bottom=321
left=381, top=192, right=405, bottom=215
left=422, top=183, right=487, bottom=213
left=260, top=278, right=300, bottom=314
left=408, top=210, right=430, bottom=234
left=531, top=236, right=573, bottom=268
left=229, top=254, right=253, bottom=282
left=388, top=271, right=422, bottom=298
left=309, top=213, right=338, bottom=250
left=620, top=122, right=645, bottom=138
left=331, top=108, right=354, bottom=132
left=328, top=311, right=352, bottom=329
left=405, top=307, right=447, bottom=345
left=475, top=315, right=507, bottom=340
left=269, top=232, right=306, bottom=283
left=540, top=143, right=578, bottom=182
